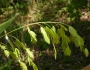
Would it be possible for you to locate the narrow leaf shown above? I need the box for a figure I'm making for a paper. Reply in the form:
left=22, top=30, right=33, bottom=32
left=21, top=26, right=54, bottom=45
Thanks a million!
left=12, top=36, right=26, bottom=50
left=0, top=13, right=19, bottom=33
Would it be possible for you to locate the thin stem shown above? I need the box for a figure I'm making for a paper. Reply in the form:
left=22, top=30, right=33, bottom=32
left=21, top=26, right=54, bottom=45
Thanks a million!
left=0, top=21, right=68, bottom=39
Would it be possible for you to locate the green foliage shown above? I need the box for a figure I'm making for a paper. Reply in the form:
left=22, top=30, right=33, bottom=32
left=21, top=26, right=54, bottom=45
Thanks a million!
left=0, top=0, right=90, bottom=70
left=40, top=27, right=50, bottom=44
left=0, top=13, right=19, bottom=34
left=19, top=61, right=27, bottom=70
left=27, top=27, right=37, bottom=43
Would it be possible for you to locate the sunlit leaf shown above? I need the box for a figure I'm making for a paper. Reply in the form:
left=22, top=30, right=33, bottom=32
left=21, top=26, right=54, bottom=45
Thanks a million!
left=60, top=24, right=68, bottom=31
left=69, top=26, right=78, bottom=37
left=19, top=61, right=27, bottom=70
left=64, top=47, right=71, bottom=56
left=40, top=27, right=50, bottom=44
left=32, top=63, right=38, bottom=70
left=12, top=36, right=26, bottom=49
left=45, top=26, right=54, bottom=38
left=26, top=48, right=34, bottom=59
left=45, top=26, right=59, bottom=44
left=74, top=35, right=84, bottom=47
left=27, top=27, right=37, bottom=43
left=0, top=45, right=6, bottom=50
left=10, top=51, right=18, bottom=60
left=14, top=48, right=20, bottom=58
left=57, top=27, right=65, bottom=38
left=4, top=50, right=10, bottom=57
left=84, top=48, right=89, bottom=57
left=51, top=26, right=56, bottom=33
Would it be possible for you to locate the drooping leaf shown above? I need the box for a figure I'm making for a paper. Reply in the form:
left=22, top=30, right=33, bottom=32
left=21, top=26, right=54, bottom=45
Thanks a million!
left=12, top=36, right=26, bottom=49
left=45, top=26, right=59, bottom=44
left=0, top=13, right=19, bottom=34
left=10, top=51, right=18, bottom=60
left=70, top=35, right=75, bottom=42
left=57, top=27, right=65, bottom=38
left=4, top=50, right=10, bottom=57
left=19, top=61, right=27, bottom=70
left=51, top=26, right=60, bottom=44
left=51, top=26, right=56, bottom=33
left=45, top=26, right=54, bottom=37
left=40, top=27, right=50, bottom=44
left=64, top=47, right=71, bottom=56
left=64, top=35, right=70, bottom=43
left=84, top=48, right=89, bottom=57
left=26, top=48, right=34, bottom=59
left=27, top=56, right=38, bottom=70
left=69, top=26, right=78, bottom=37
left=0, top=45, right=6, bottom=50
left=14, top=48, right=20, bottom=59
left=74, top=35, right=84, bottom=47
left=10, top=48, right=20, bottom=59
left=32, top=63, right=38, bottom=70
left=27, top=27, right=37, bottom=43
left=61, top=40, right=66, bottom=50
left=60, top=24, right=68, bottom=31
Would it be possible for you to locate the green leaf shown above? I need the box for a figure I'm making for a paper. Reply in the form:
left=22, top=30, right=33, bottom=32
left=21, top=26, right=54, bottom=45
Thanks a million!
left=27, top=56, right=38, bottom=70
left=27, top=27, right=37, bottom=43
left=32, top=63, right=38, bottom=70
left=40, top=27, right=50, bottom=44
left=70, top=35, right=75, bottom=42
left=64, top=47, right=71, bottom=56
left=74, top=35, right=84, bottom=47
left=4, top=50, right=10, bottom=57
left=69, top=26, right=78, bottom=37
left=51, top=26, right=56, bottom=33
left=60, top=24, right=68, bottom=31
left=57, top=27, right=65, bottom=38
left=0, top=13, right=19, bottom=34
left=45, top=26, right=59, bottom=44
left=26, top=48, right=34, bottom=59
left=64, top=35, right=70, bottom=43
left=14, top=48, right=20, bottom=58
left=19, top=61, right=27, bottom=70
left=84, top=48, right=89, bottom=57
left=0, top=45, right=6, bottom=50
left=12, top=36, right=26, bottom=49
